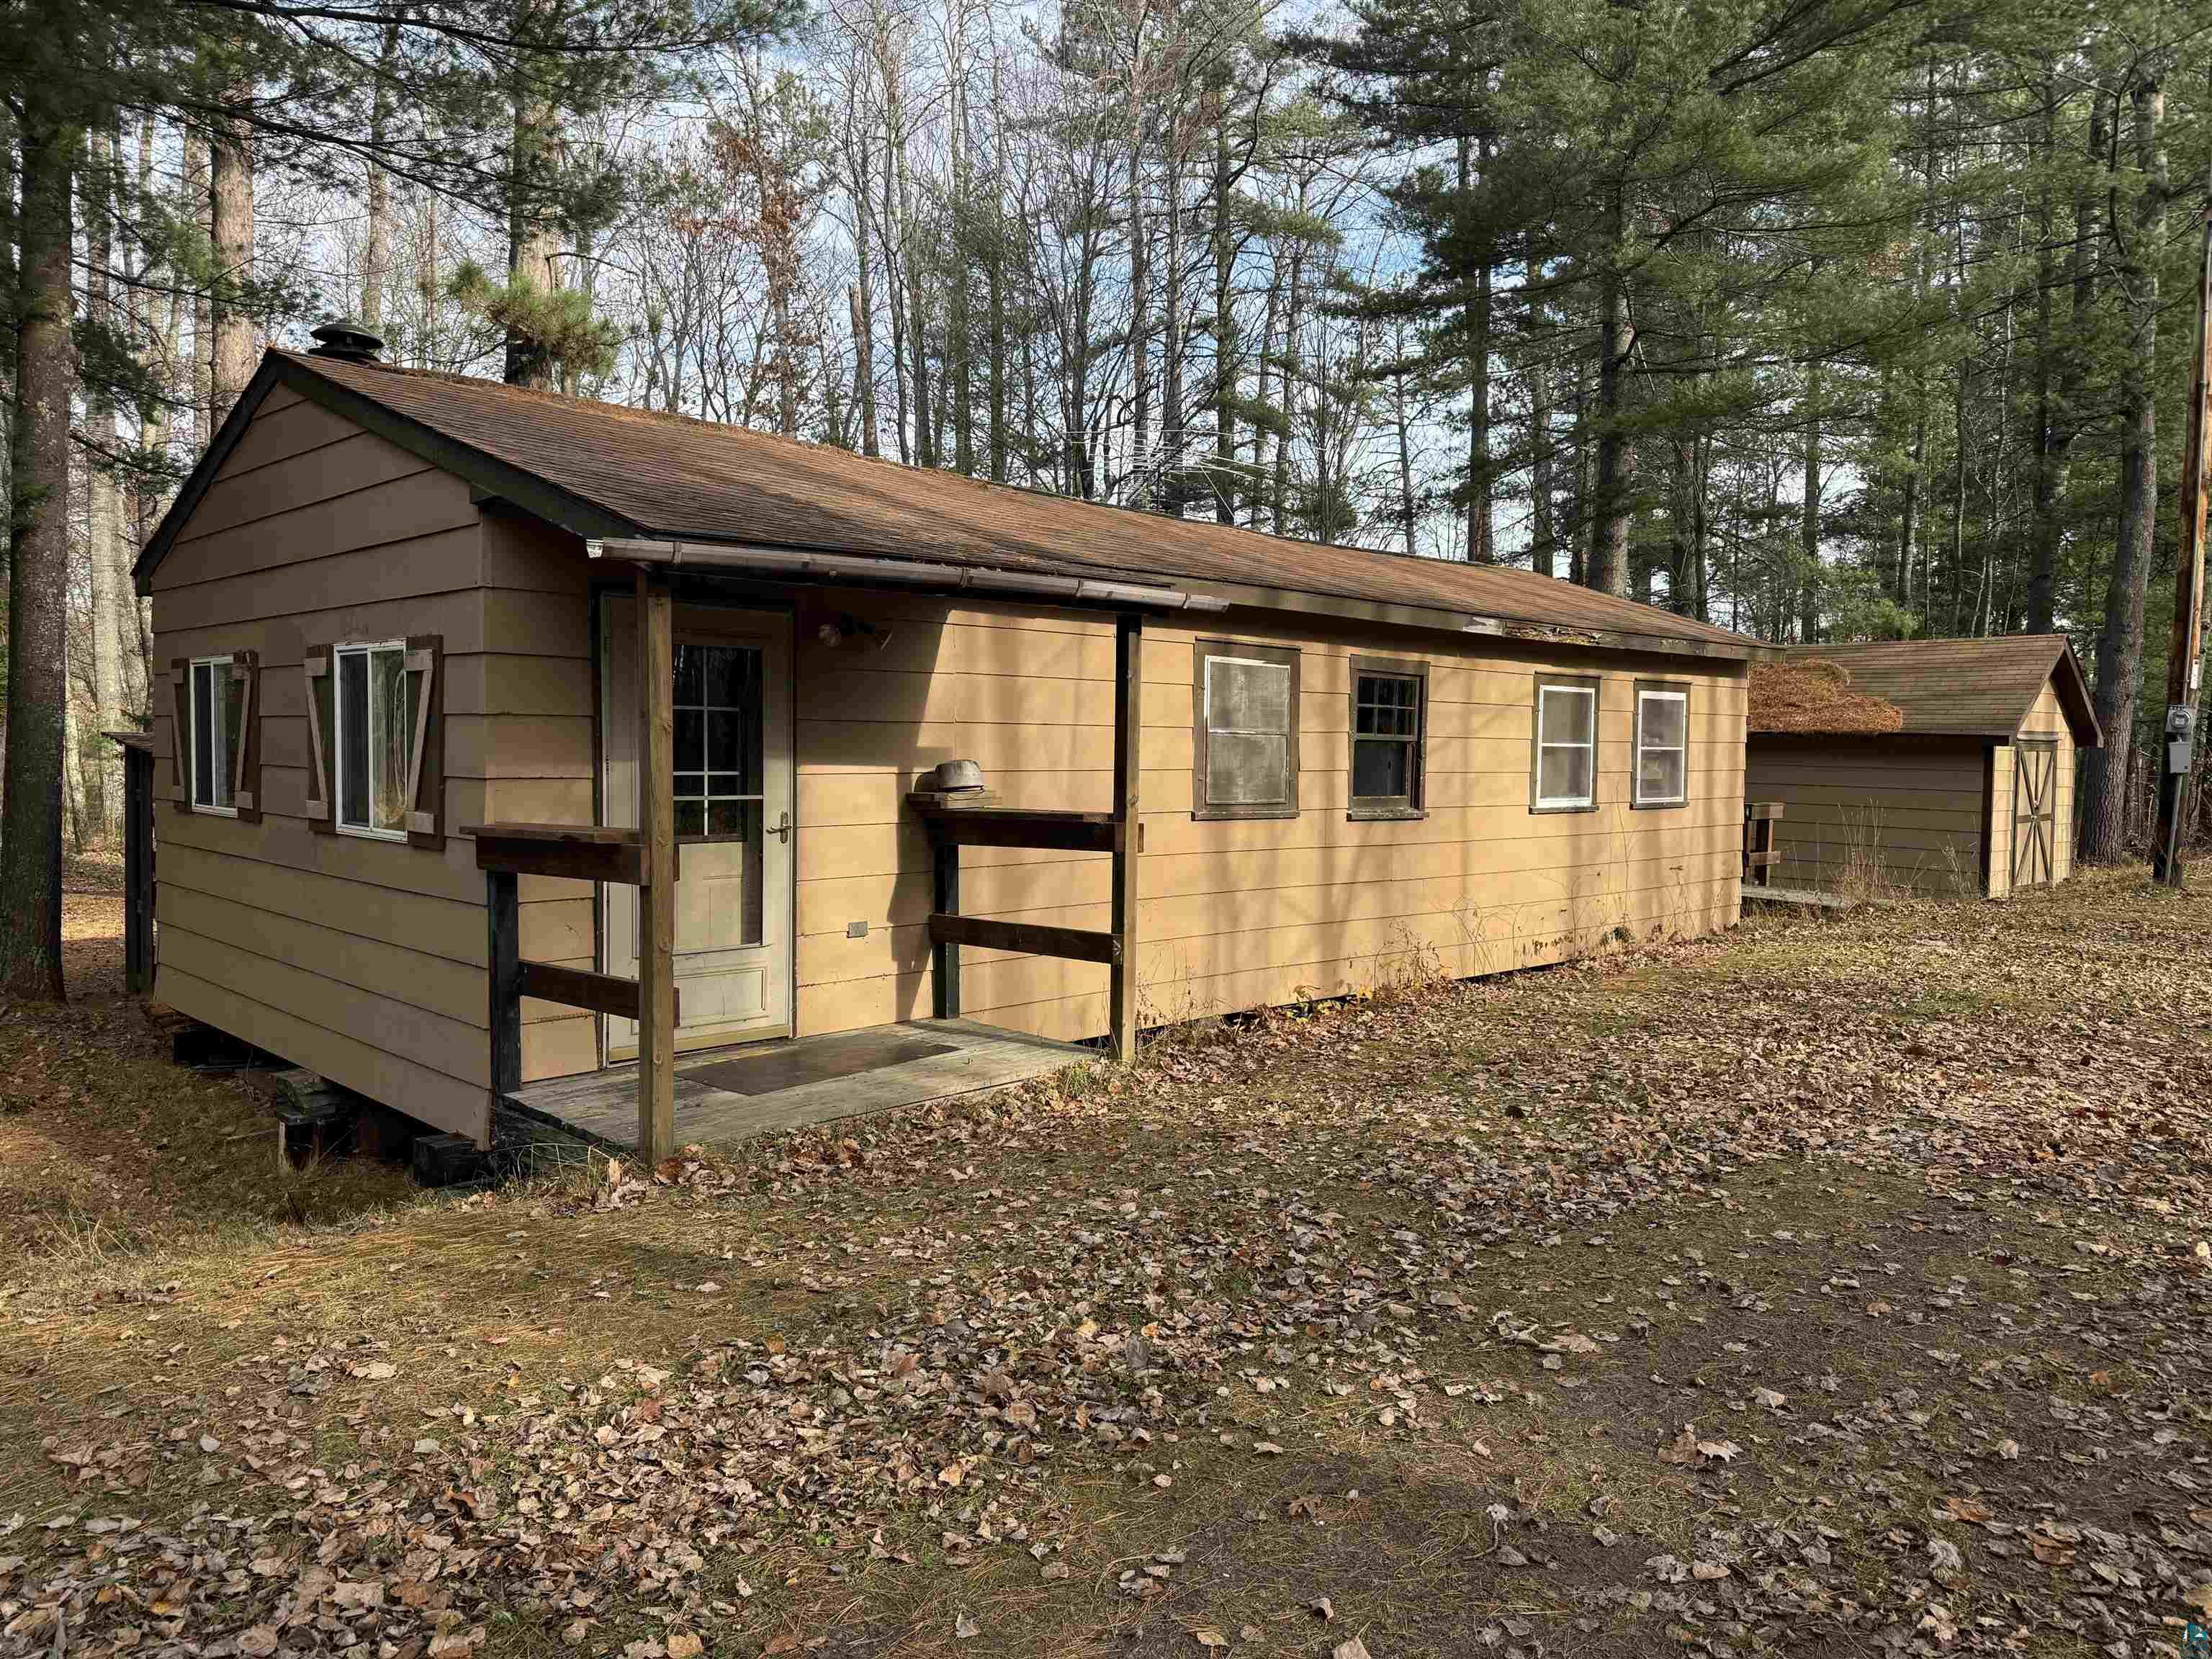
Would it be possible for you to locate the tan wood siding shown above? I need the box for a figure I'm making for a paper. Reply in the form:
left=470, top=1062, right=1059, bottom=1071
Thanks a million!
left=793, top=594, right=1745, bottom=1043
left=1987, top=745, right=2015, bottom=899
left=1745, top=737, right=1989, bottom=896
left=150, top=400, right=601, bottom=1139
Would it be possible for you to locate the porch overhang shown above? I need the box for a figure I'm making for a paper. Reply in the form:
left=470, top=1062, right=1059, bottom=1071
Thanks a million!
left=585, top=534, right=1231, bottom=614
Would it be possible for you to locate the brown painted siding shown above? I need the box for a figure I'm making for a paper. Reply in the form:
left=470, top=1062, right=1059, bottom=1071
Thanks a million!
left=148, top=395, right=595, bottom=1142
left=1745, top=737, right=1988, bottom=896
left=793, top=595, right=1746, bottom=1044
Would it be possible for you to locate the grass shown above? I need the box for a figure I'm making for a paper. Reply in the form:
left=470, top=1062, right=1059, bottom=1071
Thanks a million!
left=2, top=867, right=2210, bottom=1657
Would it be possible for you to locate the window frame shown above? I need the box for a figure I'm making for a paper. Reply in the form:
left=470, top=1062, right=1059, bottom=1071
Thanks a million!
left=1346, top=655, right=1428, bottom=821
left=1191, top=639, right=1301, bottom=822
left=332, top=638, right=413, bottom=843
left=1631, top=680, right=1692, bottom=810
left=1529, top=673, right=1601, bottom=814
left=187, top=655, right=243, bottom=817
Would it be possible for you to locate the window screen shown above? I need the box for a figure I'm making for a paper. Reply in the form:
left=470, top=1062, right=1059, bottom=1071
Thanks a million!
left=1633, top=685, right=1689, bottom=807
left=1532, top=678, right=1599, bottom=810
left=1194, top=642, right=1299, bottom=819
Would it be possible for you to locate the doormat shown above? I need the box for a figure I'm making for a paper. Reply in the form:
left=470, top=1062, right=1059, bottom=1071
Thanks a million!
left=686, top=1030, right=960, bottom=1096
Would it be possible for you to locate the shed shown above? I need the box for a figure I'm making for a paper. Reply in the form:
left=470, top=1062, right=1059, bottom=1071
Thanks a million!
left=135, top=339, right=1759, bottom=1158
left=1744, top=636, right=2101, bottom=899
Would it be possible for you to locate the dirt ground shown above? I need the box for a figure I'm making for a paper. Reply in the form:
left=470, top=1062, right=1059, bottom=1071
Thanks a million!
left=4, top=868, right=2211, bottom=1659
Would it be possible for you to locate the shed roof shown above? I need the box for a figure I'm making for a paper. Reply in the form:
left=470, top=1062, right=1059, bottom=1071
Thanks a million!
left=1746, top=659, right=1905, bottom=734
left=1751, top=637, right=2100, bottom=745
left=138, top=350, right=1758, bottom=659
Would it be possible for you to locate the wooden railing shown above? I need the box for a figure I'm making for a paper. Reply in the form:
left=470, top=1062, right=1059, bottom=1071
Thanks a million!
left=909, top=613, right=1144, bottom=1061
left=1743, top=801, right=1784, bottom=887
left=909, top=800, right=1128, bottom=1009
left=467, top=822, right=680, bottom=1104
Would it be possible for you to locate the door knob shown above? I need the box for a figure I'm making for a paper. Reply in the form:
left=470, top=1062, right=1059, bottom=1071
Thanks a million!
left=770, top=811, right=793, bottom=842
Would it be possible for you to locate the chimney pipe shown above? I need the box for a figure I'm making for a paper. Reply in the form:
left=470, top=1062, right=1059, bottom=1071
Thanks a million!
left=308, top=320, right=385, bottom=361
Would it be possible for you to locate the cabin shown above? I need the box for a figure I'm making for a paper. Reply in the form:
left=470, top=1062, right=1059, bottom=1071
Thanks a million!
left=134, top=333, right=1758, bottom=1160
left=1744, top=637, right=2101, bottom=900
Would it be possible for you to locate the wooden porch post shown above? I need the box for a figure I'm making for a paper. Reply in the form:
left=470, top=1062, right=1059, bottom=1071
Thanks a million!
left=1109, top=612, right=1143, bottom=1062
left=636, top=566, right=678, bottom=1163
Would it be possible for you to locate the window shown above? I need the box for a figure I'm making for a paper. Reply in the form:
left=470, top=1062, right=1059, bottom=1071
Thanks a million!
left=168, top=651, right=258, bottom=819
left=1531, top=675, right=1599, bottom=811
left=1192, top=640, right=1300, bottom=819
left=1633, top=684, right=1690, bottom=808
left=303, top=636, right=443, bottom=846
left=189, top=657, right=245, bottom=814
left=673, top=641, right=765, bottom=945
left=1349, top=658, right=1426, bottom=817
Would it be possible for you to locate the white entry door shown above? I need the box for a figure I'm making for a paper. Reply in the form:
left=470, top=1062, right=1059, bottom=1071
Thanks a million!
left=602, top=597, right=793, bottom=1058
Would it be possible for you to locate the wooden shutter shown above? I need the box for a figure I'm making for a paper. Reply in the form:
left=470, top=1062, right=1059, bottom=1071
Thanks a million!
left=404, top=634, right=445, bottom=849
left=302, top=645, right=336, bottom=835
left=167, top=658, right=193, bottom=814
left=230, top=649, right=262, bottom=823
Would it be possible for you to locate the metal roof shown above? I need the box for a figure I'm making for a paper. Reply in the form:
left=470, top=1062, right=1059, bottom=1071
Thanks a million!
left=139, top=351, right=1761, bottom=659
left=1754, top=637, right=2101, bottom=745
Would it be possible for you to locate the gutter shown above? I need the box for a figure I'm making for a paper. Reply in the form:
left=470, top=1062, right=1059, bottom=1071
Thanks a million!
left=588, top=536, right=1233, bottom=613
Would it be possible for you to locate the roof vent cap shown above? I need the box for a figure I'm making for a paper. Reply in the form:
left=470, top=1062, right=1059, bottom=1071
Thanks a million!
left=309, top=320, right=385, bottom=361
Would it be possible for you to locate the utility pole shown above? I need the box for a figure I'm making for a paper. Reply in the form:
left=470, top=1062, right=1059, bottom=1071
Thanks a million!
left=2156, top=197, right=2212, bottom=886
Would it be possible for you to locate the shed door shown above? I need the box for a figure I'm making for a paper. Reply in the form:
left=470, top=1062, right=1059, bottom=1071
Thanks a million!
left=601, top=598, right=793, bottom=1059
left=2012, top=739, right=2058, bottom=889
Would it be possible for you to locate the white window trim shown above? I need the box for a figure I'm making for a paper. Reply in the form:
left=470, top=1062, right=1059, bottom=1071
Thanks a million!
left=1534, top=683, right=1598, bottom=810
left=333, top=639, right=412, bottom=842
left=1633, top=687, right=1690, bottom=808
left=188, top=655, right=240, bottom=817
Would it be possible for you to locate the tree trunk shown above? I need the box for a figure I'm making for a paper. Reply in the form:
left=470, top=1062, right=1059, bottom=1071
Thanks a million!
left=1211, top=108, right=1233, bottom=525
left=362, top=17, right=401, bottom=330
left=1529, top=352, right=1554, bottom=578
left=1589, top=223, right=1632, bottom=598
left=950, top=70, right=974, bottom=475
left=1395, top=349, right=1419, bottom=557
left=1462, top=135, right=1493, bottom=562
left=210, top=72, right=257, bottom=426
left=1127, top=35, right=1151, bottom=505
left=1163, top=85, right=1185, bottom=503
left=2080, top=76, right=2164, bottom=863
left=2028, top=78, right=2108, bottom=634
left=186, top=124, right=212, bottom=449
left=1800, top=356, right=1821, bottom=642
left=0, top=110, right=78, bottom=1001
left=86, top=125, right=127, bottom=838
left=988, top=50, right=1007, bottom=482
left=505, top=103, right=563, bottom=388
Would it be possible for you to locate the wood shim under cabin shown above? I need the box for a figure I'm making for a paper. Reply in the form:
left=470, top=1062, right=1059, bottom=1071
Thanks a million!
left=1744, top=636, right=2102, bottom=902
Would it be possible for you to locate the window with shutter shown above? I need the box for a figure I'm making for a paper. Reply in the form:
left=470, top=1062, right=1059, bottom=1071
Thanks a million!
left=1192, top=640, right=1300, bottom=820
left=172, top=652, right=260, bottom=820
left=305, top=636, right=441, bottom=846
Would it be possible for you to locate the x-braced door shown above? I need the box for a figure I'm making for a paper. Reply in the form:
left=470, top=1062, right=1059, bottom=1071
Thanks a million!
left=2012, top=739, right=2058, bottom=889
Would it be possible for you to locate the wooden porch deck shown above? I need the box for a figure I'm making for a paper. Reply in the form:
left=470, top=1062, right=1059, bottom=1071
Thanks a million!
left=503, top=1018, right=1089, bottom=1153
